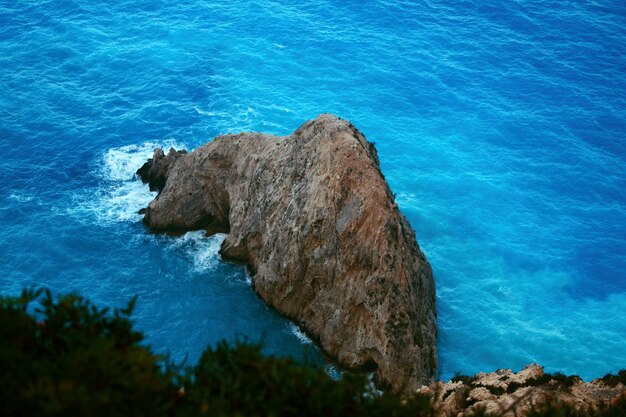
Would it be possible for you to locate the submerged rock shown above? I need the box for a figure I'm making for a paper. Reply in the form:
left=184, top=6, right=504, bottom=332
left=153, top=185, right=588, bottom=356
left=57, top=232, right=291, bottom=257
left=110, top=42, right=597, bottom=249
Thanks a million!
left=137, top=114, right=437, bottom=394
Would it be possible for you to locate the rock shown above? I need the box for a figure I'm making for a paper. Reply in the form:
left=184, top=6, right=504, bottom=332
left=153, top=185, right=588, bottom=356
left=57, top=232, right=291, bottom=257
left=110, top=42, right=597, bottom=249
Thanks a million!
left=468, top=387, right=496, bottom=403
left=136, top=147, right=187, bottom=192
left=513, top=364, right=545, bottom=384
left=419, top=365, right=625, bottom=416
left=138, top=114, right=437, bottom=394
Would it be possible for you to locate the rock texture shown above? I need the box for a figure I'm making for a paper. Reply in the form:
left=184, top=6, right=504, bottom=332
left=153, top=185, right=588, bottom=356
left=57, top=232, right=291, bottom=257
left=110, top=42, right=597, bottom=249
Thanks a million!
left=419, top=364, right=625, bottom=416
left=136, top=147, right=187, bottom=192
left=138, top=114, right=437, bottom=394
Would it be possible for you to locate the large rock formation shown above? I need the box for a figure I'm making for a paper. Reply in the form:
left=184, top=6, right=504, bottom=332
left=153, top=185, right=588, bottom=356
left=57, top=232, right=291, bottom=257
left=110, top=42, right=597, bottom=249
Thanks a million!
left=137, top=114, right=437, bottom=394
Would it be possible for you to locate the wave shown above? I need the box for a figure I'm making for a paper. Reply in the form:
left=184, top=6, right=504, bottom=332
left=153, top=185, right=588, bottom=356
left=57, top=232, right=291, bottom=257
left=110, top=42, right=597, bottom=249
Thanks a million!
left=8, top=193, right=36, bottom=204
left=194, top=106, right=221, bottom=117
left=165, top=231, right=226, bottom=273
left=288, top=322, right=313, bottom=345
left=72, top=140, right=186, bottom=224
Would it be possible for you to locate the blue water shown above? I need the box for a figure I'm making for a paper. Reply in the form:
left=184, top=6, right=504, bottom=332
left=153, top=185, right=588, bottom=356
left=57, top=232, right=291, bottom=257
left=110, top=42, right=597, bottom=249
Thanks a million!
left=1, top=1, right=625, bottom=381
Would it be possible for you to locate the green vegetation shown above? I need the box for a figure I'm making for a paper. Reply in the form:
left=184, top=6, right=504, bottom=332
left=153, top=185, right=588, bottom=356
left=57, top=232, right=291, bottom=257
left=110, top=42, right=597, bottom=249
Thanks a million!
left=451, top=370, right=581, bottom=396
left=506, top=372, right=582, bottom=394
left=0, top=288, right=434, bottom=417
left=526, top=397, right=626, bottom=417
left=450, top=372, right=478, bottom=385
left=600, top=370, right=626, bottom=388
left=0, top=288, right=176, bottom=416
left=0, top=287, right=623, bottom=417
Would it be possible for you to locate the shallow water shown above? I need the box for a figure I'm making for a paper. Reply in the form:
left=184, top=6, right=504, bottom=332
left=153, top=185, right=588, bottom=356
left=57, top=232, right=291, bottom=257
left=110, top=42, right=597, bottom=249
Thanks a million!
left=1, top=0, right=625, bottom=380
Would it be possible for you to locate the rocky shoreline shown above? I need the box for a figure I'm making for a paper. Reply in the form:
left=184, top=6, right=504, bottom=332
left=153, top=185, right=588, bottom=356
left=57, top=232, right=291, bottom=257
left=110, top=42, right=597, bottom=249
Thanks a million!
left=136, top=114, right=625, bottom=412
left=138, top=114, right=437, bottom=394
left=420, top=365, right=625, bottom=416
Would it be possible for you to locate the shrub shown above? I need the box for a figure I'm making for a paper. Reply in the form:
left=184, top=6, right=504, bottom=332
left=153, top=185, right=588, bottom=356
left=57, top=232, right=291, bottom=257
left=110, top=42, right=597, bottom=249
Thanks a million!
left=0, top=288, right=434, bottom=417
left=600, top=370, right=626, bottom=388
left=451, top=372, right=478, bottom=385
left=526, top=394, right=626, bottom=417
left=0, top=288, right=623, bottom=417
left=0, top=288, right=177, bottom=417
left=507, top=372, right=581, bottom=394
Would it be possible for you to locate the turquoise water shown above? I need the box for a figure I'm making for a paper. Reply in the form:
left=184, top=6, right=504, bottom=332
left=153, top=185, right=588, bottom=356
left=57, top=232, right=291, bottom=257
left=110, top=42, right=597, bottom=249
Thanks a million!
left=1, top=1, right=625, bottom=380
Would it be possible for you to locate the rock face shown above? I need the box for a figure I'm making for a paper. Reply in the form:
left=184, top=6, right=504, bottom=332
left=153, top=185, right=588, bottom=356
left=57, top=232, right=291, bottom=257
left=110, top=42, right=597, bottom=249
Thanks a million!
left=419, top=364, right=626, bottom=416
left=136, top=147, right=187, bottom=192
left=138, top=114, right=437, bottom=394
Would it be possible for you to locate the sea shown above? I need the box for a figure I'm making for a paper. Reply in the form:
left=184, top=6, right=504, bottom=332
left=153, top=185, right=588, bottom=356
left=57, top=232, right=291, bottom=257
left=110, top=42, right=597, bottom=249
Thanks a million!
left=1, top=0, right=625, bottom=381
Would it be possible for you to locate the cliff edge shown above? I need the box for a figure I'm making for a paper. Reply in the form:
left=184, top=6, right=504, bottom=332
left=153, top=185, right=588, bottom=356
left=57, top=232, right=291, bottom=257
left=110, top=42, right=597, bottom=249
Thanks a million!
left=420, top=364, right=625, bottom=416
left=138, top=114, right=437, bottom=394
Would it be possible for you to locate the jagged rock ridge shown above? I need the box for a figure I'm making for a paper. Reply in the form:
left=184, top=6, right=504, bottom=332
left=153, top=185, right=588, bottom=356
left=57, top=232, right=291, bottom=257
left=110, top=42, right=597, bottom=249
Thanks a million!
left=138, top=114, right=437, bottom=394
left=419, top=364, right=625, bottom=417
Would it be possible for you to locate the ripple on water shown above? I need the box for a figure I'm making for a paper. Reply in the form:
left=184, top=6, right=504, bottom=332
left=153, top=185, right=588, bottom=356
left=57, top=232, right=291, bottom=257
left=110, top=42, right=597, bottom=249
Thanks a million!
left=0, top=0, right=625, bottom=380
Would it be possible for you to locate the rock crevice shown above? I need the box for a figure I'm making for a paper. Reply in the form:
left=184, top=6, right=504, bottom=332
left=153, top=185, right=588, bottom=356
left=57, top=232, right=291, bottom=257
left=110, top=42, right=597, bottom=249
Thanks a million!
left=138, top=114, right=437, bottom=394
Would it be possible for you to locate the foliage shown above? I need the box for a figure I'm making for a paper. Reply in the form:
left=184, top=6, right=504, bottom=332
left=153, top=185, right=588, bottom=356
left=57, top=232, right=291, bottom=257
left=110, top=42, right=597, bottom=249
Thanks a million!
left=526, top=394, right=626, bottom=417
left=181, top=340, right=435, bottom=417
left=599, top=370, right=626, bottom=388
left=0, top=288, right=623, bottom=417
left=0, top=287, right=177, bottom=417
left=450, top=372, right=477, bottom=385
left=0, top=288, right=433, bottom=417
left=507, top=372, right=581, bottom=394
left=451, top=369, right=580, bottom=396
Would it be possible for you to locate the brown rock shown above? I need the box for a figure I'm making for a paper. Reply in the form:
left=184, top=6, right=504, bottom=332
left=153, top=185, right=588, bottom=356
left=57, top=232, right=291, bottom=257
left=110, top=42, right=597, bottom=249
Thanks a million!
left=136, top=147, right=187, bottom=192
left=419, top=365, right=625, bottom=417
left=139, top=114, right=437, bottom=394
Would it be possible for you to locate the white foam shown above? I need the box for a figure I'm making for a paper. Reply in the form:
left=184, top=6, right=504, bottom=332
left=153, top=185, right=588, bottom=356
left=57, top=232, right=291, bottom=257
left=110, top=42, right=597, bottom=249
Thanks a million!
left=267, top=104, right=291, bottom=113
left=8, top=193, right=35, bottom=203
left=288, top=322, right=313, bottom=345
left=94, top=181, right=156, bottom=223
left=99, top=140, right=184, bottom=182
left=194, top=106, right=221, bottom=117
left=497, top=286, right=511, bottom=296
left=167, top=231, right=226, bottom=272
left=72, top=140, right=186, bottom=224
left=366, top=372, right=382, bottom=396
left=243, top=270, right=253, bottom=285
left=325, top=364, right=343, bottom=381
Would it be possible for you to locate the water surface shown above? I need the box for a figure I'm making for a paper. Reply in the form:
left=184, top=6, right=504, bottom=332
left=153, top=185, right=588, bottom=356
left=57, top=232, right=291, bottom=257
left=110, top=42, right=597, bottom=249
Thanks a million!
left=1, top=0, right=625, bottom=379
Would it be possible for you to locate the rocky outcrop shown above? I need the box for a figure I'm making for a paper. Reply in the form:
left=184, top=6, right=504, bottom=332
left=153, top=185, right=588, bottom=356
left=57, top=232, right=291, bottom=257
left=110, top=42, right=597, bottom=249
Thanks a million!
left=137, top=114, right=437, bottom=394
left=136, top=147, right=187, bottom=192
left=419, top=364, right=625, bottom=416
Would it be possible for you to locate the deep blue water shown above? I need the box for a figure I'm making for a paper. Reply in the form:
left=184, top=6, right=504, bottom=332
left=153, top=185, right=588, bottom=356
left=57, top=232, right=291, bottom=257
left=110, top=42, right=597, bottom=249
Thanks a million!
left=1, top=0, right=625, bottom=381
